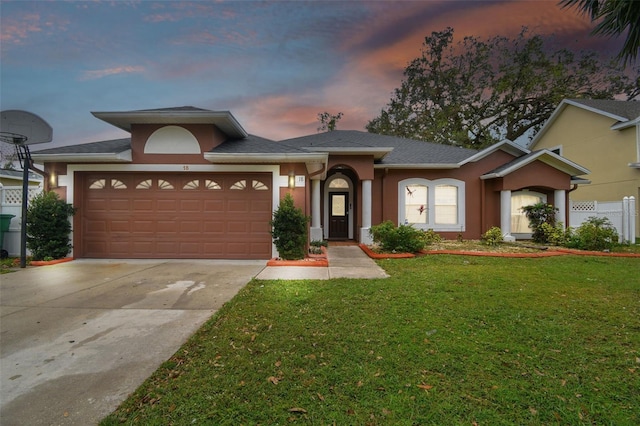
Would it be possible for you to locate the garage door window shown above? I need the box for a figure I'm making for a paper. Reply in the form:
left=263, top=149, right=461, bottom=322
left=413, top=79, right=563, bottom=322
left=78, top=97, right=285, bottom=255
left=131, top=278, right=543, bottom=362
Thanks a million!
left=158, top=179, right=174, bottom=190
left=89, top=179, right=127, bottom=189
left=252, top=180, right=268, bottom=190
left=136, top=179, right=152, bottom=189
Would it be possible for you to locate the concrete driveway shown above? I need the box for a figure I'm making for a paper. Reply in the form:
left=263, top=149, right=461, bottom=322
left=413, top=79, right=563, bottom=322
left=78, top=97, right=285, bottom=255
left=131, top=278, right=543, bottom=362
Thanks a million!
left=0, top=259, right=265, bottom=426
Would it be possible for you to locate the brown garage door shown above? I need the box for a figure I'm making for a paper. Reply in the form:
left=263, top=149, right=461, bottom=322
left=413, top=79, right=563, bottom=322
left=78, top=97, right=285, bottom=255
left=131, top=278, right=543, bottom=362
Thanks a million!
left=76, top=172, right=272, bottom=259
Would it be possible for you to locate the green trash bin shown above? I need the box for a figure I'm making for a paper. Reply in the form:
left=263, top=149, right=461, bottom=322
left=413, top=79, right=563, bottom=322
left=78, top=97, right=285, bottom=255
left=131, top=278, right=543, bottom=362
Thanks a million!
left=0, top=214, right=16, bottom=252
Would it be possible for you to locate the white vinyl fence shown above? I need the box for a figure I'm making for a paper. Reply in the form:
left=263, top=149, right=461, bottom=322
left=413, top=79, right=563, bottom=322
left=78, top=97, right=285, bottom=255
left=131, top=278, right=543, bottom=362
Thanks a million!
left=569, top=197, right=637, bottom=243
left=0, top=185, right=42, bottom=256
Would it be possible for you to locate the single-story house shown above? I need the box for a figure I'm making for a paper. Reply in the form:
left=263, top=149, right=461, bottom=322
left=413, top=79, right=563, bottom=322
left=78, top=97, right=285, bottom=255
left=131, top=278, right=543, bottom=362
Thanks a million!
left=31, top=106, right=590, bottom=259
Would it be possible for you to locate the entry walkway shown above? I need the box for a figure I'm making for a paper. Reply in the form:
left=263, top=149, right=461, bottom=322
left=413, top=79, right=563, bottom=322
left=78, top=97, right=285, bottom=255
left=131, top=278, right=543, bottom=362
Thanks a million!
left=255, top=245, right=389, bottom=280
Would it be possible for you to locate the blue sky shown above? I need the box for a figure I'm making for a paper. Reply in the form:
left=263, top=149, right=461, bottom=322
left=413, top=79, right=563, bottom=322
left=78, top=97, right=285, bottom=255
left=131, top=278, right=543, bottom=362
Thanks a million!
left=0, top=0, right=628, bottom=149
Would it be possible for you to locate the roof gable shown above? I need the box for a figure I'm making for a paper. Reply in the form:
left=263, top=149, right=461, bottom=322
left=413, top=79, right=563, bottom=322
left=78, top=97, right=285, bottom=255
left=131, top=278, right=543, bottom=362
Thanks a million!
left=529, top=99, right=640, bottom=148
left=481, top=149, right=590, bottom=179
left=91, top=107, right=248, bottom=139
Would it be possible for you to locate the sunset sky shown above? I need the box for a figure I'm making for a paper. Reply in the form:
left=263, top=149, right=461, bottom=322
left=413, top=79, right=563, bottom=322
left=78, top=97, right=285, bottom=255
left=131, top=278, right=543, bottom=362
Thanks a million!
left=0, top=0, right=628, bottom=149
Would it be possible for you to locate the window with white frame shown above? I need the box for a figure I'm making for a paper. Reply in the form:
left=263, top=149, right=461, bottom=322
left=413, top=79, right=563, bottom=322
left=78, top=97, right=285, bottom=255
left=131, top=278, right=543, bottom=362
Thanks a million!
left=398, top=178, right=465, bottom=231
left=511, top=190, right=546, bottom=234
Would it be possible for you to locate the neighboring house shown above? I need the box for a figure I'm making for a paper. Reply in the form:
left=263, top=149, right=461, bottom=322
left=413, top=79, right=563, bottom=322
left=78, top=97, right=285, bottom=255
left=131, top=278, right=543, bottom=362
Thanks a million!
left=31, top=106, right=589, bottom=260
left=0, top=169, right=43, bottom=256
left=529, top=99, right=640, bottom=240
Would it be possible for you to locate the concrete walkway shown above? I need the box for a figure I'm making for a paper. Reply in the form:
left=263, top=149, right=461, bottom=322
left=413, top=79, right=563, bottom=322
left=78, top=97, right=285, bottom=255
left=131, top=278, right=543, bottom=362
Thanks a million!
left=255, top=245, right=389, bottom=280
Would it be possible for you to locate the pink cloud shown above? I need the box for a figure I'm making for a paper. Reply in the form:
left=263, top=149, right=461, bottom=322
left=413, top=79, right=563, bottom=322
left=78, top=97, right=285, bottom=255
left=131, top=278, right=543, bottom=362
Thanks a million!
left=0, top=13, right=42, bottom=44
left=236, top=1, right=616, bottom=142
left=80, top=65, right=145, bottom=81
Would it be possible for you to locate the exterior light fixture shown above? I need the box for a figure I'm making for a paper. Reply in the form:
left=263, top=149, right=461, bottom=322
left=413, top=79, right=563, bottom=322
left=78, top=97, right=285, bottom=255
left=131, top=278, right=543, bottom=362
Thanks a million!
left=288, top=171, right=295, bottom=189
left=49, top=172, right=58, bottom=189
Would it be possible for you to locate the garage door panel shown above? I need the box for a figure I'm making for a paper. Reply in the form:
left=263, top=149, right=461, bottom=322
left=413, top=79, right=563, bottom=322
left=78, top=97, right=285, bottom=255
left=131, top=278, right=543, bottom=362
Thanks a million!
left=79, top=172, right=272, bottom=259
left=131, top=220, right=155, bottom=233
left=180, top=199, right=202, bottom=212
left=85, top=219, right=107, bottom=233
left=157, top=199, right=178, bottom=212
left=226, top=199, right=249, bottom=213
left=204, top=200, right=224, bottom=211
left=203, top=221, right=225, bottom=233
left=132, top=241, right=153, bottom=253
left=179, top=221, right=201, bottom=233
left=110, top=221, right=130, bottom=232
left=132, top=199, right=154, bottom=211
left=109, top=199, right=131, bottom=211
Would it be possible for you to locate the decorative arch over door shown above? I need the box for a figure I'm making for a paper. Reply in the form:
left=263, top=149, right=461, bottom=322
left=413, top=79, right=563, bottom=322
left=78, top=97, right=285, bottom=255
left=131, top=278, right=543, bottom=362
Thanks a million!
left=324, top=173, right=354, bottom=239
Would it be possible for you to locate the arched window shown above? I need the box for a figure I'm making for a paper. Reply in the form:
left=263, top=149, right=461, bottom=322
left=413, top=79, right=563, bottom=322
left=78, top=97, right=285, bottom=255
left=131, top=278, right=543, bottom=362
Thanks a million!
left=329, top=178, right=349, bottom=189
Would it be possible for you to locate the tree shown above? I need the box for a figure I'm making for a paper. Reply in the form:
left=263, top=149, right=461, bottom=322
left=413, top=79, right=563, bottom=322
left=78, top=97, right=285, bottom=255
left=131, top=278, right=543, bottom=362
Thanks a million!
left=367, top=27, right=638, bottom=149
left=317, top=111, right=343, bottom=132
left=560, top=0, right=640, bottom=65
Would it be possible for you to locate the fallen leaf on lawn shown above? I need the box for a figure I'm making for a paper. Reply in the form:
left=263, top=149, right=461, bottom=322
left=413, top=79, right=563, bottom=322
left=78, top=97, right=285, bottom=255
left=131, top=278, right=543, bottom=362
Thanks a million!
left=275, top=360, right=281, bottom=367
left=268, top=376, right=280, bottom=385
left=289, top=407, right=307, bottom=413
left=529, top=407, right=538, bottom=415
left=317, top=392, right=325, bottom=401
left=357, top=380, right=363, bottom=387
left=417, top=384, right=433, bottom=390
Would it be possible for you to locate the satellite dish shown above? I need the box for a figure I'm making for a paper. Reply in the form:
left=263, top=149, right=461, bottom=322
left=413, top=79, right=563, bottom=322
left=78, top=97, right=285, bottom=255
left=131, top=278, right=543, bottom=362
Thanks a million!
left=0, top=110, right=53, bottom=145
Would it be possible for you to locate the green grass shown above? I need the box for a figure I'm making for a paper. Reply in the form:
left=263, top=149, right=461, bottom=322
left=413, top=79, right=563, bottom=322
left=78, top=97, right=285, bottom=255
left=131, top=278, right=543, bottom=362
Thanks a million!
left=102, top=255, right=640, bottom=425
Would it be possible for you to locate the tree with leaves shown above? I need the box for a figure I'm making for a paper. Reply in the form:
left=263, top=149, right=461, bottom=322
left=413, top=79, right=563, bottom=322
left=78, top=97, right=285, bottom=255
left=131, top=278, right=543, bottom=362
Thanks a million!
left=367, top=27, right=638, bottom=149
left=560, top=0, right=640, bottom=65
left=317, top=111, right=343, bottom=132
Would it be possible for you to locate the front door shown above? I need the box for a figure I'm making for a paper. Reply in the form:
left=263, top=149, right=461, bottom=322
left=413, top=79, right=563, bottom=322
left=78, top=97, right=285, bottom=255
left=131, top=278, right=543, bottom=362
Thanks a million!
left=329, top=192, right=349, bottom=239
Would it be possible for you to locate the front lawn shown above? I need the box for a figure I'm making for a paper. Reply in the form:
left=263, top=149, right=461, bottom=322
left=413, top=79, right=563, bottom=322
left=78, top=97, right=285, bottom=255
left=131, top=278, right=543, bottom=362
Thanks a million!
left=102, top=255, right=639, bottom=425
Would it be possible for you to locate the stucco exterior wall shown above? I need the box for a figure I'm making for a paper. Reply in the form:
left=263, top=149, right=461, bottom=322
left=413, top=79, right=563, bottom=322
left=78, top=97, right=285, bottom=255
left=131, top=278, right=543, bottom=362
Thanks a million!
left=131, top=124, right=227, bottom=164
left=534, top=106, right=639, bottom=202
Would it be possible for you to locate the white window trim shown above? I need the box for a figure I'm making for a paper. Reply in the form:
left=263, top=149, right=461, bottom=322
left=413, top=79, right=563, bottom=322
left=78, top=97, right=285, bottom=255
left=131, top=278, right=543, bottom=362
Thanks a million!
left=398, top=178, right=465, bottom=232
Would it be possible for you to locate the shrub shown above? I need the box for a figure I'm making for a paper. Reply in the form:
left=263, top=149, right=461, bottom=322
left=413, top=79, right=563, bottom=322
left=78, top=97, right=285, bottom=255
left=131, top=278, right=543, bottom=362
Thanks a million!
left=270, top=193, right=309, bottom=260
left=423, top=229, right=443, bottom=245
left=566, top=216, right=619, bottom=251
left=522, top=202, right=558, bottom=243
left=370, top=220, right=427, bottom=253
left=539, top=222, right=568, bottom=246
left=481, top=226, right=503, bottom=246
left=310, top=240, right=328, bottom=247
left=26, top=191, right=76, bottom=260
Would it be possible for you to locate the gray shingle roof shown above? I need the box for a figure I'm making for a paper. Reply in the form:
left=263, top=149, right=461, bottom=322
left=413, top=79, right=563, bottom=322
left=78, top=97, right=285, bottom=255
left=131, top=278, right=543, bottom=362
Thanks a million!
left=568, top=99, right=640, bottom=121
left=281, top=130, right=478, bottom=165
left=32, top=138, right=131, bottom=154
left=209, top=135, right=308, bottom=154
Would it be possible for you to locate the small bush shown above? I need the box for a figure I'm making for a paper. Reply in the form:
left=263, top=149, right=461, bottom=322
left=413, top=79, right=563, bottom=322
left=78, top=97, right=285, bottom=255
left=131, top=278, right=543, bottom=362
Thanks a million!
left=423, top=229, right=443, bottom=245
left=539, top=222, right=568, bottom=246
left=26, top=191, right=76, bottom=260
left=270, top=193, right=309, bottom=260
left=310, top=240, right=328, bottom=247
left=522, top=202, right=558, bottom=243
left=481, top=226, right=503, bottom=246
left=566, top=216, right=619, bottom=251
left=370, top=220, right=427, bottom=253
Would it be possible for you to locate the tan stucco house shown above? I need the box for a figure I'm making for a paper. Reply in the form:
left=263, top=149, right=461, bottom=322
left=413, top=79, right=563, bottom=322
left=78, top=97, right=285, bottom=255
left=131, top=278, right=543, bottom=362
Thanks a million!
left=529, top=99, right=640, bottom=240
left=31, top=106, right=590, bottom=259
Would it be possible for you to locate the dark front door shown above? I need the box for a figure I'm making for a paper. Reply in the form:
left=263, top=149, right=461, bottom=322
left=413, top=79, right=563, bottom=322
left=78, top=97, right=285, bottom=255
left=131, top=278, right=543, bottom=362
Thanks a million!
left=329, top=192, right=348, bottom=239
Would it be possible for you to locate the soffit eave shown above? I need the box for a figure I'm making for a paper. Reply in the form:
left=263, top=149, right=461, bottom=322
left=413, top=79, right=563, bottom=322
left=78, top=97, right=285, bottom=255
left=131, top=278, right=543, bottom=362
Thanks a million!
left=204, top=152, right=328, bottom=164
left=91, top=110, right=248, bottom=138
left=373, top=163, right=460, bottom=170
left=30, top=150, right=133, bottom=163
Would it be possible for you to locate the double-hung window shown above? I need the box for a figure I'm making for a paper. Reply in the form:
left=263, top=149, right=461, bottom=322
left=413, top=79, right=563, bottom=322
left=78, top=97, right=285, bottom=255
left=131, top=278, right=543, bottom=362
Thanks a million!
left=398, top=178, right=465, bottom=231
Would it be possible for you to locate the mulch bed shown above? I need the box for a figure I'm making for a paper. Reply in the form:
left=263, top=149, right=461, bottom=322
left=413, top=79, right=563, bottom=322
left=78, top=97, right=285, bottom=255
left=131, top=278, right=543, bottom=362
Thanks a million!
left=360, top=241, right=640, bottom=259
